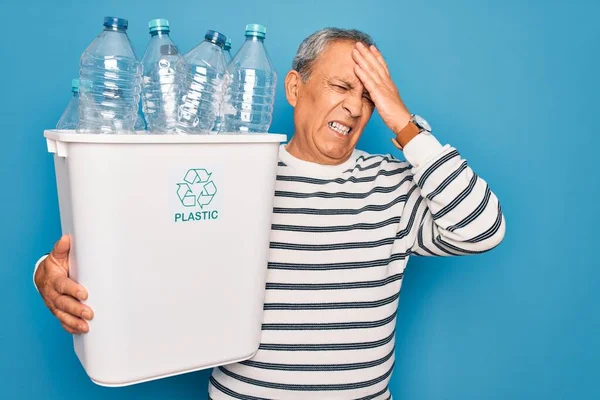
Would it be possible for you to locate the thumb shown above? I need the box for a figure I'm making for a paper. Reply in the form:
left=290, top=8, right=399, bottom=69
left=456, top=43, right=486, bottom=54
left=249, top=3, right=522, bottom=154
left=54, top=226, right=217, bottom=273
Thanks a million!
left=51, top=234, right=71, bottom=261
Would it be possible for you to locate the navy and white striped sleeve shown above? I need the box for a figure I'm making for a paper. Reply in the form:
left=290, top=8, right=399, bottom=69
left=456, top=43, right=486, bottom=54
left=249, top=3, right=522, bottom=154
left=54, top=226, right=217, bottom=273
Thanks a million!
left=401, top=133, right=506, bottom=256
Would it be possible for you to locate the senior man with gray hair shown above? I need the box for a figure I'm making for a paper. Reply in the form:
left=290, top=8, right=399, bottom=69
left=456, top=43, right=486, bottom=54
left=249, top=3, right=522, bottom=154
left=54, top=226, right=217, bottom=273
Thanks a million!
left=34, top=28, right=505, bottom=399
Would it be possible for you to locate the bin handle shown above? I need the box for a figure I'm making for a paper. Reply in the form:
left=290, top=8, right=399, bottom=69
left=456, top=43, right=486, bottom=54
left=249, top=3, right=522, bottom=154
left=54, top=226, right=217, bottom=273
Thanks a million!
left=46, top=138, right=68, bottom=158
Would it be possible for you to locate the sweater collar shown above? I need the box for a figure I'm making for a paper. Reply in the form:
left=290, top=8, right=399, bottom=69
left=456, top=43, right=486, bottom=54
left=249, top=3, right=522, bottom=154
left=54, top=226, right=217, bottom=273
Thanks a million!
left=278, top=144, right=361, bottom=179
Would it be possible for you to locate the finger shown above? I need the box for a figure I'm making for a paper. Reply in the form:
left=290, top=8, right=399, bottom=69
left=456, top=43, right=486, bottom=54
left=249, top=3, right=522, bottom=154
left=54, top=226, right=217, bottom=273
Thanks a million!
left=369, top=45, right=390, bottom=76
left=354, top=64, right=379, bottom=94
left=51, top=235, right=71, bottom=261
left=55, top=294, right=94, bottom=321
left=54, top=309, right=89, bottom=333
left=352, top=46, right=381, bottom=84
left=355, top=42, right=387, bottom=81
left=61, top=322, right=82, bottom=335
left=352, top=49, right=382, bottom=88
left=53, top=275, right=88, bottom=301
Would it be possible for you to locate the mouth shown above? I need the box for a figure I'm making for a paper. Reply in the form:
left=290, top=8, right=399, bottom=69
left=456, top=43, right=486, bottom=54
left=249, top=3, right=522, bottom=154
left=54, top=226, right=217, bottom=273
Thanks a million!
left=328, top=121, right=352, bottom=136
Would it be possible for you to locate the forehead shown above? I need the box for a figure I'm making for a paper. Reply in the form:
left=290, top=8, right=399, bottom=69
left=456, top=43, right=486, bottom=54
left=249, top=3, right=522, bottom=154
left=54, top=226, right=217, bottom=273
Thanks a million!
left=311, top=40, right=359, bottom=82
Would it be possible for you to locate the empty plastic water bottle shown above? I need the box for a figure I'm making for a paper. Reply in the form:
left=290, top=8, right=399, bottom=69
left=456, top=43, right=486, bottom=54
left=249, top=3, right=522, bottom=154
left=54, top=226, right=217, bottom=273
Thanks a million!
left=177, top=30, right=228, bottom=134
left=78, top=17, right=142, bottom=134
left=56, top=79, right=80, bottom=130
left=223, top=24, right=277, bottom=133
left=141, top=19, right=186, bottom=134
left=224, top=37, right=233, bottom=64
left=212, top=37, right=233, bottom=133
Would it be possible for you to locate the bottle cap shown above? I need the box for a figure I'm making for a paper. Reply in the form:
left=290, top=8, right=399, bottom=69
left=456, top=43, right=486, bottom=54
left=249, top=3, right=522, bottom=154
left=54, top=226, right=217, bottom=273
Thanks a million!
left=104, top=17, right=128, bottom=30
left=204, top=30, right=227, bottom=47
left=245, top=23, right=266, bottom=38
left=149, top=19, right=170, bottom=33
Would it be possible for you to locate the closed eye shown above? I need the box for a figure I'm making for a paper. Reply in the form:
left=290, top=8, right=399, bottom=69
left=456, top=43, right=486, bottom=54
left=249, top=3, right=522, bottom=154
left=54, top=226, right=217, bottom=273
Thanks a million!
left=332, top=84, right=348, bottom=91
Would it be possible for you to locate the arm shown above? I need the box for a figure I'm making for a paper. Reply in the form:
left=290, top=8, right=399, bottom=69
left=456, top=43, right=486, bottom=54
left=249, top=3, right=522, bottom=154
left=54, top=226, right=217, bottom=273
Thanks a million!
left=401, top=134, right=505, bottom=256
left=351, top=42, right=505, bottom=255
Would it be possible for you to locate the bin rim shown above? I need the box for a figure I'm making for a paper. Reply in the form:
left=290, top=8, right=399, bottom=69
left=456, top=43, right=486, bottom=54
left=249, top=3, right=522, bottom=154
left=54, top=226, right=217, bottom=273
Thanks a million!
left=44, top=130, right=288, bottom=144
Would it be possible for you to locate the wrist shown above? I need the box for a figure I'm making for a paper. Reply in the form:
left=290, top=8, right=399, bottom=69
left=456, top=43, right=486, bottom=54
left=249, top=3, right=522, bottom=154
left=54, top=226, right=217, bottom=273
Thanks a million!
left=391, top=109, right=411, bottom=136
left=34, top=257, right=45, bottom=286
left=393, top=121, right=420, bottom=149
left=393, top=113, right=433, bottom=150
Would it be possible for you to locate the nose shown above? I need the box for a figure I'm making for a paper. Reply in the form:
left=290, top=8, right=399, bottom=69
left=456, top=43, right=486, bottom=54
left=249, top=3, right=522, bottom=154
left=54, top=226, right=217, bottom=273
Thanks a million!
left=342, top=90, right=363, bottom=118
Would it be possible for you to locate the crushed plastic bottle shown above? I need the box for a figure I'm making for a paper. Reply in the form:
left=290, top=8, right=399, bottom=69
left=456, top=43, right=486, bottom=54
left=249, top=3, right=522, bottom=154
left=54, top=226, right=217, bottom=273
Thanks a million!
left=141, top=19, right=187, bottom=134
left=177, top=30, right=228, bottom=134
left=78, top=16, right=142, bottom=134
left=223, top=24, right=277, bottom=134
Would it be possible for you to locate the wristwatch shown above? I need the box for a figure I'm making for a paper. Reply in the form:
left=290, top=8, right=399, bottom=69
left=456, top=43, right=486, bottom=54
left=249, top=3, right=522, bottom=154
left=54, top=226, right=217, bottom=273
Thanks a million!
left=393, top=114, right=432, bottom=150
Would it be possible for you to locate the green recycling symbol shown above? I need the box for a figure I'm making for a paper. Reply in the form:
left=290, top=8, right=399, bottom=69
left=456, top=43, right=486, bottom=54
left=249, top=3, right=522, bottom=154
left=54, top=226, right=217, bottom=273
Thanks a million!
left=176, top=169, right=217, bottom=208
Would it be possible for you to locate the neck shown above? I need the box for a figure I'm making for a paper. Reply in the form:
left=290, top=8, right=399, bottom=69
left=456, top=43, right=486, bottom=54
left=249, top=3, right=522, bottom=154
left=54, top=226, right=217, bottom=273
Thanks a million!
left=285, top=136, right=353, bottom=166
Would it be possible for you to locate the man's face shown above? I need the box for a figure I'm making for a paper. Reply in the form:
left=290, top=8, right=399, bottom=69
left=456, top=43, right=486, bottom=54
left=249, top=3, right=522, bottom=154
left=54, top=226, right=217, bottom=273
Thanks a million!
left=288, top=40, right=375, bottom=164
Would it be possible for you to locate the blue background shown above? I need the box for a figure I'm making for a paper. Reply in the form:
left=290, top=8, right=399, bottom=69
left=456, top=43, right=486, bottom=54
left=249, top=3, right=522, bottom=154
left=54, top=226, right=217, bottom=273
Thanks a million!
left=1, top=0, right=598, bottom=398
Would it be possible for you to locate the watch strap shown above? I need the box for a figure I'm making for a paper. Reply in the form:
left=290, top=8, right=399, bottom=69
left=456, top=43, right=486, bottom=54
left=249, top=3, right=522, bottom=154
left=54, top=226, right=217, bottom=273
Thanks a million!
left=393, top=121, right=421, bottom=150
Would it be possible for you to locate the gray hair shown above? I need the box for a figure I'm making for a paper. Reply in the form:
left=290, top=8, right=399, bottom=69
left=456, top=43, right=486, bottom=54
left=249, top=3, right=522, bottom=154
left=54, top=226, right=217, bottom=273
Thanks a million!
left=292, top=28, right=375, bottom=81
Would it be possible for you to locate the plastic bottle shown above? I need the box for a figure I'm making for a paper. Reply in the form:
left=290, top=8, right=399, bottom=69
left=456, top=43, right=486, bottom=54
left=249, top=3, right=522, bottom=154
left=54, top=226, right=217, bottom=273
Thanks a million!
left=78, top=16, right=142, bottom=134
left=223, top=24, right=277, bottom=134
left=56, top=79, right=80, bottom=130
left=177, top=30, right=228, bottom=134
left=212, top=37, right=233, bottom=133
left=141, top=19, right=187, bottom=134
left=224, top=37, right=233, bottom=64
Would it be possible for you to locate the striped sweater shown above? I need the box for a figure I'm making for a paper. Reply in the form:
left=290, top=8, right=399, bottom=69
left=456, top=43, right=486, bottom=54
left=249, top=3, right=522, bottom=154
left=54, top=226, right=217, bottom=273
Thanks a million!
left=208, top=133, right=506, bottom=399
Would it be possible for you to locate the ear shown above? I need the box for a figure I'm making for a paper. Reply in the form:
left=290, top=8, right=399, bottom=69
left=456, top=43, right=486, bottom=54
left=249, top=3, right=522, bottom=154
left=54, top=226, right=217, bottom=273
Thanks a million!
left=285, top=70, right=302, bottom=108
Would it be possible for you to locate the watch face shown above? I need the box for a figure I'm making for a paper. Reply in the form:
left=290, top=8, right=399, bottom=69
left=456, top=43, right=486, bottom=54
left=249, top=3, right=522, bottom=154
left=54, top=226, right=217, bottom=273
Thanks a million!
left=414, top=115, right=431, bottom=132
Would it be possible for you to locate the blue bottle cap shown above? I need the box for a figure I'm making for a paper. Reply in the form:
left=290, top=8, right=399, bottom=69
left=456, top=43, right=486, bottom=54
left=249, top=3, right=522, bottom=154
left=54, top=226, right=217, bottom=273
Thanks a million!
left=224, top=37, right=232, bottom=51
left=149, top=18, right=169, bottom=33
left=245, top=23, right=266, bottom=38
left=71, top=78, right=79, bottom=92
left=104, top=17, right=129, bottom=29
left=204, top=30, right=227, bottom=47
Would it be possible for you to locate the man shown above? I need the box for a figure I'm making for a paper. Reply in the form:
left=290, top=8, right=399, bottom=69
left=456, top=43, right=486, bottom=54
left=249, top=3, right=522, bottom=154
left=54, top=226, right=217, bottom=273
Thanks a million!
left=34, top=28, right=505, bottom=399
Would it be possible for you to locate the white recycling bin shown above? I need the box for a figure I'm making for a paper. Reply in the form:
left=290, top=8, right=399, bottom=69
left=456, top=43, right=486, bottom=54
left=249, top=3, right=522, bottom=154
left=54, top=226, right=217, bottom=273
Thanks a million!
left=44, top=129, right=287, bottom=387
